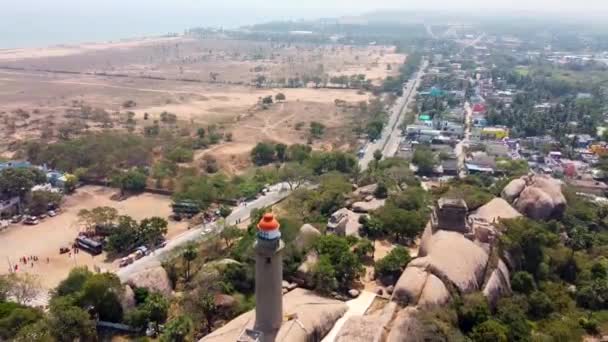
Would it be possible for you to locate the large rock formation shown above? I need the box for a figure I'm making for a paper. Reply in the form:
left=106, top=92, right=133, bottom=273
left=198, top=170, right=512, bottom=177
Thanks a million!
left=352, top=199, right=386, bottom=213
left=126, top=266, right=172, bottom=297
left=294, top=224, right=321, bottom=252
left=502, top=175, right=566, bottom=220
left=394, top=228, right=489, bottom=306
left=393, top=194, right=516, bottom=309
left=335, top=302, right=398, bottom=342
left=483, top=260, right=511, bottom=307
left=199, top=288, right=347, bottom=342
left=386, top=307, right=424, bottom=342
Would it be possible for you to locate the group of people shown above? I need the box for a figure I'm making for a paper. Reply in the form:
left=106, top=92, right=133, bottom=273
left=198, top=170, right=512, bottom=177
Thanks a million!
left=12, top=255, right=49, bottom=272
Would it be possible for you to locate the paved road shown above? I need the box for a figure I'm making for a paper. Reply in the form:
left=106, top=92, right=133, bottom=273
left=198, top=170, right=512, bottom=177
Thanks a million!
left=454, top=102, right=472, bottom=178
left=117, top=182, right=292, bottom=281
left=383, top=61, right=427, bottom=158
left=359, top=61, right=427, bottom=169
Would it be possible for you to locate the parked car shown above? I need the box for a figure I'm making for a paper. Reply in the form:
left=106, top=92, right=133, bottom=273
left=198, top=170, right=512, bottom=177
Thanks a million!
left=23, top=216, right=39, bottom=225
left=10, top=215, right=22, bottom=223
left=119, top=257, right=133, bottom=267
left=48, top=210, right=57, bottom=217
left=136, top=246, right=149, bottom=256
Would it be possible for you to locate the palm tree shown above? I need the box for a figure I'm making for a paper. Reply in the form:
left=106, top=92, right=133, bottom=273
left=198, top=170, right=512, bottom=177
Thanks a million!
left=182, top=244, right=197, bottom=281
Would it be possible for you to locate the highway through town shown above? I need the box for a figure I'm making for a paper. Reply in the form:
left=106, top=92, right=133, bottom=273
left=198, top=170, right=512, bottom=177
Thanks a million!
left=454, top=101, right=473, bottom=178
left=359, top=61, right=428, bottom=169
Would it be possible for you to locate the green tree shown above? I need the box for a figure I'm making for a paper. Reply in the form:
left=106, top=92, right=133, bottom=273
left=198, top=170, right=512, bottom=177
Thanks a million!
left=374, top=182, right=388, bottom=199
left=312, top=255, right=338, bottom=295
left=139, top=217, right=168, bottom=248
left=360, top=216, right=385, bottom=258
left=47, top=299, right=96, bottom=342
left=113, top=169, right=147, bottom=193
left=374, top=246, right=411, bottom=283
left=286, top=144, right=312, bottom=163
left=373, top=149, right=383, bottom=168
left=457, top=293, right=490, bottom=333
left=496, top=296, right=531, bottom=342
left=182, top=244, right=198, bottom=281
left=107, top=215, right=140, bottom=254
left=528, top=291, right=554, bottom=319
left=251, top=142, right=276, bottom=166
left=412, top=146, right=437, bottom=176
left=193, top=291, right=216, bottom=334
left=13, top=320, right=53, bottom=342
left=27, top=190, right=62, bottom=216
left=511, top=271, right=536, bottom=294
left=0, top=307, right=43, bottom=340
left=275, top=143, right=287, bottom=162
left=314, top=235, right=363, bottom=289
left=79, top=273, right=124, bottom=322
left=275, top=93, right=286, bottom=102
left=161, top=316, right=193, bottom=342
left=279, top=163, right=313, bottom=191
left=470, top=320, right=508, bottom=342
left=353, top=239, right=374, bottom=259
left=54, top=267, right=93, bottom=297
left=310, top=121, right=326, bottom=139
left=197, top=127, right=206, bottom=139
left=220, top=225, right=243, bottom=249
left=77, top=206, right=118, bottom=234
left=167, top=147, right=194, bottom=163
left=142, top=292, right=169, bottom=324
left=374, top=205, right=426, bottom=242
left=0, top=167, right=46, bottom=198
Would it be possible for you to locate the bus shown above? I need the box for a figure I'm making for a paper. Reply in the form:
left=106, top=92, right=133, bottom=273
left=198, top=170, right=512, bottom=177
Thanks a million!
left=75, top=236, right=103, bottom=255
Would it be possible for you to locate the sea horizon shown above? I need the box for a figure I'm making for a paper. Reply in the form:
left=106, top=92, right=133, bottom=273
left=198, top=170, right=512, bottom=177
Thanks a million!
left=0, top=7, right=342, bottom=49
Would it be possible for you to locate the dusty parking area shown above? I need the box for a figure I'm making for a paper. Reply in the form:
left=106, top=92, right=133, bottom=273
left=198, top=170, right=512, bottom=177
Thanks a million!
left=0, top=185, right=187, bottom=290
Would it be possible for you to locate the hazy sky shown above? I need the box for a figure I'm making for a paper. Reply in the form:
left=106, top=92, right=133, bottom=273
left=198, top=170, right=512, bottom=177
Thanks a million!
left=9, top=0, right=608, bottom=14
left=2, top=0, right=608, bottom=48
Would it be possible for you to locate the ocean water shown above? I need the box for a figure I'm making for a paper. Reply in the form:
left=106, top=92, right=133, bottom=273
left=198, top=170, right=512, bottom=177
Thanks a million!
left=0, top=7, right=328, bottom=49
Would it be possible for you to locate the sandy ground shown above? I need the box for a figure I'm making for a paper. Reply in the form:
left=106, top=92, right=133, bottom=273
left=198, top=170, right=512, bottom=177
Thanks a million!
left=0, top=36, right=400, bottom=173
left=0, top=36, right=186, bottom=61
left=0, top=185, right=187, bottom=290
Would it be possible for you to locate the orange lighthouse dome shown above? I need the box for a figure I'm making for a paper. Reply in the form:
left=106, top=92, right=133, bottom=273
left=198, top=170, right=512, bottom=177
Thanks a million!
left=257, top=213, right=281, bottom=240
left=258, top=213, right=280, bottom=231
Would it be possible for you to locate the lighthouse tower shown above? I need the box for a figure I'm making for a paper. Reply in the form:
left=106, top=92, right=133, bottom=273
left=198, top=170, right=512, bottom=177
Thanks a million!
left=254, top=213, right=284, bottom=342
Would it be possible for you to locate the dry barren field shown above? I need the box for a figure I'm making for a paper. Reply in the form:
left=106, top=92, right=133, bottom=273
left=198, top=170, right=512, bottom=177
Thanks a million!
left=0, top=36, right=405, bottom=171
left=0, top=37, right=405, bottom=85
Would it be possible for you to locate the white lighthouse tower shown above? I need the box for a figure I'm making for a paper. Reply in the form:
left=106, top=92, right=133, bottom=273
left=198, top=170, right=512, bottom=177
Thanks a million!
left=253, top=213, right=284, bottom=342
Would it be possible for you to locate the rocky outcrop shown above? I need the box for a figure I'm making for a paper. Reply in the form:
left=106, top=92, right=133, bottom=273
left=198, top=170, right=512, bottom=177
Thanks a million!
left=417, top=274, right=451, bottom=307
left=501, top=178, right=526, bottom=202
left=502, top=175, right=566, bottom=220
left=214, top=294, right=236, bottom=311
left=354, top=183, right=378, bottom=197
left=126, top=266, right=172, bottom=297
left=294, top=224, right=321, bottom=252
left=121, top=285, right=136, bottom=311
left=386, top=307, right=423, bottom=342
left=296, top=251, right=319, bottom=286
left=392, top=266, right=428, bottom=305
left=482, top=260, right=511, bottom=307
left=352, top=199, right=386, bottom=213
left=420, top=230, right=488, bottom=293
left=200, top=289, right=347, bottom=342
left=335, top=302, right=398, bottom=342
left=394, top=226, right=496, bottom=307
